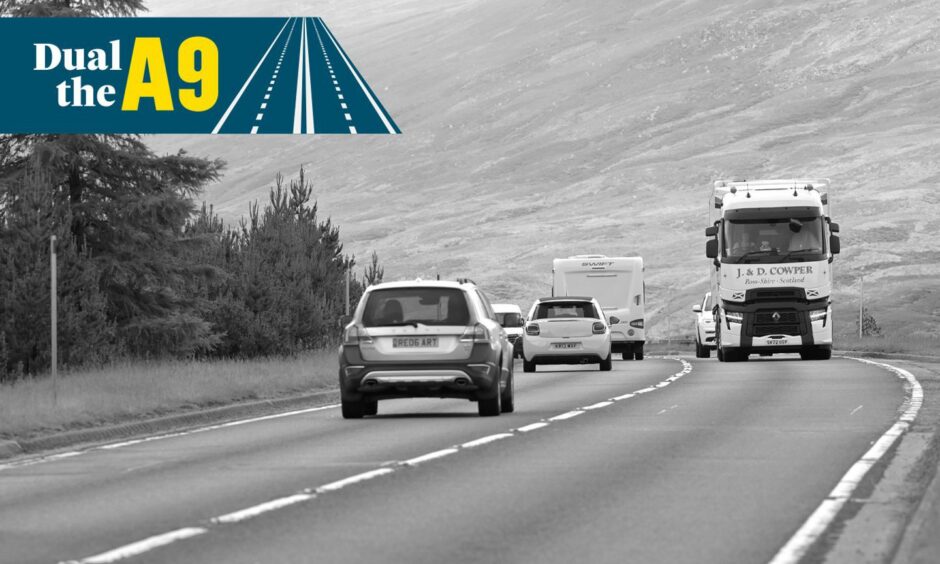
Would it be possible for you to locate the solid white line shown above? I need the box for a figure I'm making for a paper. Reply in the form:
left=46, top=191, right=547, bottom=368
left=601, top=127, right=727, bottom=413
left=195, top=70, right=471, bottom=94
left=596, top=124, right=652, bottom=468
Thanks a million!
left=768, top=357, right=923, bottom=564
left=212, top=493, right=313, bottom=524
left=461, top=433, right=513, bottom=449
left=316, top=17, right=397, bottom=133
left=315, top=468, right=394, bottom=493
left=303, top=17, right=315, bottom=134
left=75, top=527, right=207, bottom=564
left=293, top=17, right=305, bottom=133
left=212, top=17, right=290, bottom=134
left=402, top=448, right=459, bottom=466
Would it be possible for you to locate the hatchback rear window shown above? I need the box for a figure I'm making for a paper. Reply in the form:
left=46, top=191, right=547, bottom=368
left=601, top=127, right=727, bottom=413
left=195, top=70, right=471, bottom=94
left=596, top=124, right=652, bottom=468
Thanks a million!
left=362, top=288, right=471, bottom=327
left=533, top=301, right=599, bottom=320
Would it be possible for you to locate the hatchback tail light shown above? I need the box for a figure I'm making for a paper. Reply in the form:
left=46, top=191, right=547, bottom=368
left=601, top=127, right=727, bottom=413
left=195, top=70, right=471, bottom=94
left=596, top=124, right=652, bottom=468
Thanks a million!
left=460, top=323, right=490, bottom=343
left=525, top=323, right=540, bottom=336
left=592, top=322, right=606, bottom=334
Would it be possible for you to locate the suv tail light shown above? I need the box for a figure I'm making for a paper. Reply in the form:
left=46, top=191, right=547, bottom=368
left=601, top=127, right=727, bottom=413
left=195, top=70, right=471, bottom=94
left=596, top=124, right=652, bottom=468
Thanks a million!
left=460, top=323, right=490, bottom=343
left=343, top=324, right=373, bottom=345
left=629, top=319, right=644, bottom=329
left=592, top=322, right=606, bottom=334
left=525, top=323, right=540, bottom=336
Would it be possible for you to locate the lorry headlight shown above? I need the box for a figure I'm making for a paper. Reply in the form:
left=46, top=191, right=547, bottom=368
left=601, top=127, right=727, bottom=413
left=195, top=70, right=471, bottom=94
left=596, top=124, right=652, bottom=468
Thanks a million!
left=725, top=311, right=743, bottom=329
left=810, top=309, right=828, bottom=326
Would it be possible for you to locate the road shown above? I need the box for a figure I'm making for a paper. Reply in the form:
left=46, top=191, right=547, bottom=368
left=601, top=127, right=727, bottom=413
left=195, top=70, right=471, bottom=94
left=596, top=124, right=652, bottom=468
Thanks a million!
left=0, top=356, right=906, bottom=564
left=212, top=17, right=399, bottom=135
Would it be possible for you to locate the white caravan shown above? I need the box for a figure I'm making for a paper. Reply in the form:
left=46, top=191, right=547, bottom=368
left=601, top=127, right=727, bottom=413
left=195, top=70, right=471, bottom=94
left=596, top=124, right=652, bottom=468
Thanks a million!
left=552, top=255, right=645, bottom=360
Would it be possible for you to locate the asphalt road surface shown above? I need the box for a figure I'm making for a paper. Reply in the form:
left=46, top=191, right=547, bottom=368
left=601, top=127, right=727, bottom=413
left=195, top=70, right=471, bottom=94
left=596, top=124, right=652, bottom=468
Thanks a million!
left=212, top=17, right=399, bottom=135
left=0, top=356, right=905, bottom=564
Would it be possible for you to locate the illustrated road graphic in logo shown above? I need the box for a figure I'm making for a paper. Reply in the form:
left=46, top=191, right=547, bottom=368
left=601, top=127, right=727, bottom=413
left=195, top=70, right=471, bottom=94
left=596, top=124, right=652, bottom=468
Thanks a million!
left=0, top=17, right=399, bottom=135
left=213, top=17, right=399, bottom=134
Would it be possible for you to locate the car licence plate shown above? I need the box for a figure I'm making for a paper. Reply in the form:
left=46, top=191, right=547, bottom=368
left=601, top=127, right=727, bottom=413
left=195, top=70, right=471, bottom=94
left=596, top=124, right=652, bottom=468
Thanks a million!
left=393, top=337, right=439, bottom=348
left=552, top=342, right=579, bottom=349
left=767, top=338, right=788, bottom=346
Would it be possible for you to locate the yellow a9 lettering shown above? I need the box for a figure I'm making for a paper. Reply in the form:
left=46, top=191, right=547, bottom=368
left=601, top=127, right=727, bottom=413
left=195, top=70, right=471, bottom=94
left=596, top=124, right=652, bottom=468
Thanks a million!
left=178, top=37, right=218, bottom=112
left=122, top=37, right=174, bottom=111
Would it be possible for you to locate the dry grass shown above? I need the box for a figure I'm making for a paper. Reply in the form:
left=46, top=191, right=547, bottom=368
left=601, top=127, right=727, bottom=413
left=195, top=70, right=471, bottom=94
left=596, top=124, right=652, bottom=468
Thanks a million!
left=838, top=336, right=939, bottom=357
left=0, top=350, right=338, bottom=440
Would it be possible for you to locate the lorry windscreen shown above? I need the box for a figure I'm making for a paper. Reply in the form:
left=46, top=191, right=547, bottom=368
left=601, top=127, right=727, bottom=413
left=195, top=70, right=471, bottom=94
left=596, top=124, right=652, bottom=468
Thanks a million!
left=723, top=216, right=826, bottom=263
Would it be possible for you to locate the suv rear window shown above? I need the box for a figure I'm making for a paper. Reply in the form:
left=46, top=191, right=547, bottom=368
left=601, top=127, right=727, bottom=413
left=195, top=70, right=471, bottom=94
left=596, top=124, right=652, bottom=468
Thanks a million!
left=533, top=301, right=599, bottom=320
left=362, top=288, right=471, bottom=327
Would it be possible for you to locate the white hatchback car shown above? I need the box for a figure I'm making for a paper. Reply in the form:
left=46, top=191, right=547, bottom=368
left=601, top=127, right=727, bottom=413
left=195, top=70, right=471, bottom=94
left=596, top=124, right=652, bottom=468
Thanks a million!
left=522, top=296, right=612, bottom=372
left=692, top=292, right=716, bottom=358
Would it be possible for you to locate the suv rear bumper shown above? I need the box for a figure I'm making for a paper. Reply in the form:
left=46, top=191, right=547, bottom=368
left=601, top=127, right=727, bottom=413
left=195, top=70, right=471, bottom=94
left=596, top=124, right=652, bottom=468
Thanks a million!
left=339, top=343, right=501, bottom=401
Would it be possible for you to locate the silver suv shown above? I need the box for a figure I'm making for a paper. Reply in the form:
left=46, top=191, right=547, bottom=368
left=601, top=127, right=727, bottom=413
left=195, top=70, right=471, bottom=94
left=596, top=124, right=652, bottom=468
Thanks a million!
left=338, top=279, right=515, bottom=418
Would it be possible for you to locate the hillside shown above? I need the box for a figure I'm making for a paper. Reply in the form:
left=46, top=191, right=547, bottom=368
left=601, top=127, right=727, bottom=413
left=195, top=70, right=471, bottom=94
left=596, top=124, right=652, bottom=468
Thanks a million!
left=147, top=0, right=940, bottom=342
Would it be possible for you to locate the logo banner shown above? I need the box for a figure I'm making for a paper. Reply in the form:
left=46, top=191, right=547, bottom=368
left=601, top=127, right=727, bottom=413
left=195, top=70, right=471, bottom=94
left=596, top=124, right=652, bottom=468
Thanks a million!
left=0, top=17, right=400, bottom=134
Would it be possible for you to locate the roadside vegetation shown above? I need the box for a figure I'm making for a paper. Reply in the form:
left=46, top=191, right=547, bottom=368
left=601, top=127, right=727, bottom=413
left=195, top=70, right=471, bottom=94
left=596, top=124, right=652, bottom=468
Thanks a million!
left=0, top=350, right=338, bottom=441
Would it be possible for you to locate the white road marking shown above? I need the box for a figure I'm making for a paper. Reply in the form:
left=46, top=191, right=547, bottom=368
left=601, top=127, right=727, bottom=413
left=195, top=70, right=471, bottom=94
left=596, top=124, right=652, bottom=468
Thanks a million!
left=402, top=448, right=459, bottom=466
left=212, top=493, right=313, bottom=524
left=344, top=113, right=352, bottom=121
left=212, top=17, right=291, bottom=134
left=315, top=468, right=394, bottom=493
left=68, top=527, right=207, bottom=564
left=583, top=401, right=613, bottom=410
left=549, top=410, right=583, bottom=421
left=517, top=422, right=549, bottom=432
left=61, top=358, right=693, bottom=562
left=461, top=433, right=513, bottom=448
left=292, top=17, right=305, bottom=133
left=612, top=393, right=635, bottom=401
left=316, top=17, right=398, bottom=133
left=349, top=126, right=357, bottom=134
left=255, top=113, right=263, bottom=121
left=250, top=125, right=259, bottom=134
left=769, top=357, right=923, bottom=564
left=302, top=17, right=314, bottom=133
left=850, top=405, right=863, bottom=416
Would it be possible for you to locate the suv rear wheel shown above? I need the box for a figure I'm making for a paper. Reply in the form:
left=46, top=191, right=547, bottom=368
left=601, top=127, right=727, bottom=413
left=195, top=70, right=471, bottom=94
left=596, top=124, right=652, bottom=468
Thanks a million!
left=500, top=372, right=515, bottom=413
left=478, top=389, right=501, bottom=417
left=341, top=396, right=365, bottom=419
left=523, top=359, right=536, bottom=372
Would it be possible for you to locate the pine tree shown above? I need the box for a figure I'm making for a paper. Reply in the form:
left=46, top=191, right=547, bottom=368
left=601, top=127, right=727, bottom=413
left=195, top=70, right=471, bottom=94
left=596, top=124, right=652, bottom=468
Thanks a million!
left=0, top=1, right=227, bottom=364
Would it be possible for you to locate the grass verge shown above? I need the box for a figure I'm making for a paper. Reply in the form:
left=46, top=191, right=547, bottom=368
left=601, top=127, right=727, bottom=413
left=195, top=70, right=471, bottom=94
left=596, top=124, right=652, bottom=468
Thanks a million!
left=0, top=349, right=338, bottom=441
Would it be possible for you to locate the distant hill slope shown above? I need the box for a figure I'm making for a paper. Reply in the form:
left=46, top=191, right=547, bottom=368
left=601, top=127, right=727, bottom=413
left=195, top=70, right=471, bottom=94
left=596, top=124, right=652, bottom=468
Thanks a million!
left=147, top=0, right=940, bottom=342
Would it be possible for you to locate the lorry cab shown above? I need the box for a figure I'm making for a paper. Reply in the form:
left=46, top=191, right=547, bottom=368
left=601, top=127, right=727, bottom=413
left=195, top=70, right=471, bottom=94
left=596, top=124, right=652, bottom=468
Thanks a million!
left=552, top=255, right=645, bottom=360
left=705, top=179, right=840, bottom=361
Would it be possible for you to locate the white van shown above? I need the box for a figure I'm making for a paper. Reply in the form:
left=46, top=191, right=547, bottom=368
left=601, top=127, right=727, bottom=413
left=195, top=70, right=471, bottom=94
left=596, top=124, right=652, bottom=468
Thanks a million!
left=552, top=255, right=645, bottom=359
left=492, top=303, right=525, bottom=358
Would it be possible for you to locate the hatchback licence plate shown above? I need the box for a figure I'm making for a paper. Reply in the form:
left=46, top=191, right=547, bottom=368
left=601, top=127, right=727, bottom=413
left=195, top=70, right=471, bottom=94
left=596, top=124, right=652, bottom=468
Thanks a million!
left=393, top=337, right=439, bottom=348
left=552, top=342, right=579, bottom=349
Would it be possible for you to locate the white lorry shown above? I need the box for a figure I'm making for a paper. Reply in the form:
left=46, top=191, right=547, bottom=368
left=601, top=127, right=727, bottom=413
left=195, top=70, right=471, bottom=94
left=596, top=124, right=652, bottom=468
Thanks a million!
left=552, top=255, right=645, bottom=360
left=704, top=179, right=841, bottom=361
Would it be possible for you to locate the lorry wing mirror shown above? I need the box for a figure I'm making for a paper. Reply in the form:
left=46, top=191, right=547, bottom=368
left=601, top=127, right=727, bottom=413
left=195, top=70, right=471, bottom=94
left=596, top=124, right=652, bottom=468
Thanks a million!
left=830, top=234, right=841, bottom=255
left=692, top=305, right=702, bottom=313
left=705, top=226, right=718, bottom=237
left=705, top=239, right=718, bottom=259
left=829, top=222, right=840, bottom=233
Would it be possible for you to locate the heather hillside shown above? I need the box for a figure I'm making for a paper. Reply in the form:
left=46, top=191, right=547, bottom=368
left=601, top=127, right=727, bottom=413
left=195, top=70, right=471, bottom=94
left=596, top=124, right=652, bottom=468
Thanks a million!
left=148, top=0, right=940, bottom=342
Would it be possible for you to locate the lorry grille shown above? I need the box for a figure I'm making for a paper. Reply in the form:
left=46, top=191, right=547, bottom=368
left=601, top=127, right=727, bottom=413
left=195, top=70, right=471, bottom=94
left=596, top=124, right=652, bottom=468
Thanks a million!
left=753, top=324, right=800, bottom=337
left=746, top=288, right=806, bottom=302
left=754, top=311, right=800, bottom=324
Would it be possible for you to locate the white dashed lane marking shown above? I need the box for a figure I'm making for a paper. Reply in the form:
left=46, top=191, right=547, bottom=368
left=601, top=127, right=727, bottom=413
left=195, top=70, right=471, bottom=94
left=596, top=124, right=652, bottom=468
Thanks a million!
left=62, top=358, right=694, bottom=563
left=311, top=17, right=356, bottom=134
left=250, top=17, right=295, bottom=135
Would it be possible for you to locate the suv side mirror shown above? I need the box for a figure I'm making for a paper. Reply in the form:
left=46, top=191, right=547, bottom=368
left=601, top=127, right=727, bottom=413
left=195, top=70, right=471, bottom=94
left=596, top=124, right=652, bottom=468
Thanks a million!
left=692, top=305, right=702, bottom=313
left=705, top=239, right=718, bottom=259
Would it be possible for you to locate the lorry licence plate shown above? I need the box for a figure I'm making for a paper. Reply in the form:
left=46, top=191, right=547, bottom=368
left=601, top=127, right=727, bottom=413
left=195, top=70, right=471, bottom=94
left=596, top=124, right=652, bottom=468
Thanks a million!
left=767, top=338, right=788, bottom=345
